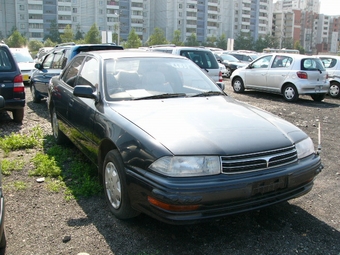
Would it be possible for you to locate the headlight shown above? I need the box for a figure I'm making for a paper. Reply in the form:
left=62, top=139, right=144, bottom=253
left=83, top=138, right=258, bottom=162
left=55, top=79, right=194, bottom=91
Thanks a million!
left=149, top=156, right=221, bottom=177
left=295, top=137, right=315, bottom=159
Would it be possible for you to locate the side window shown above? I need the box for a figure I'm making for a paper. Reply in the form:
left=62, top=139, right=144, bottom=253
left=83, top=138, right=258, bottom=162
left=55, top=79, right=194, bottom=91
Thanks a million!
left=61, top=56, right=85, bottom=87
left=272, top=56, right=293, bottom=68
left=301, top=58, right=325, bottom=71
left=77, top=57, right=99, bottom=88
left=251, top=55, right=272, bottom=69
left=42, top=53, right=54, bottom=69
left=0, top=49, right=13, bottom=71
left=51, top=52, right=64, bottom=69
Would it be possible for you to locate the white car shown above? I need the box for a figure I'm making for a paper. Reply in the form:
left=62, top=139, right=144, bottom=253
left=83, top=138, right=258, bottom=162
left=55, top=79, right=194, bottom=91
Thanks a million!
left=10, top=48, right=35, bottom=84
left=230, top=53, right=330, bottom=102
left=317, top=55, right=340, bottom=98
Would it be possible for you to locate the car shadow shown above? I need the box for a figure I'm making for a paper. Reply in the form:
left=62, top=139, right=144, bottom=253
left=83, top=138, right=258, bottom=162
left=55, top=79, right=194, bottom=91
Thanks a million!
left=71, top=196, right=340, bottom=254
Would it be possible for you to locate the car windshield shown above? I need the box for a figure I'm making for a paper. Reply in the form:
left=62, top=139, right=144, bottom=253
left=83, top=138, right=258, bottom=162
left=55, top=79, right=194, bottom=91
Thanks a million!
left=104, top=57, right=222, bottom=100
left=11, top=50, right=34, bottom=63
left=220, top=54, right=239, bottom=62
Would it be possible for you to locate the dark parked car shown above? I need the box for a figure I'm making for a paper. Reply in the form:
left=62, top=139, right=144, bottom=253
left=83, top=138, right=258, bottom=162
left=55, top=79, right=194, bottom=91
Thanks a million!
left=0, top=43, right=25, bottom=122
left=0, top=95, right=7, bottom=251
left=30, top=43, right=123, bottom=103
left=48, top=50, right=323, bottom=225
left=214, top=53, right=246, bottom=78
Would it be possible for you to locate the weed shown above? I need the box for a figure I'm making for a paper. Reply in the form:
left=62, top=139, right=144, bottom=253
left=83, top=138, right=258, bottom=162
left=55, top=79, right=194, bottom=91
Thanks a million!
left=1, top=158, right=25, bottom=175
left=13, top=181, right=27, bottom=191
left=29, top=153, right=62, bottom=177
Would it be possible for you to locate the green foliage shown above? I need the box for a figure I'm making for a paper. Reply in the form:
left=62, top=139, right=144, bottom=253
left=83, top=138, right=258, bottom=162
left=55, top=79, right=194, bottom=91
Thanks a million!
left=1, top=158, right=25, bottom=176
left=294, top=41, right=305, bottom=54
left=28, top=40, right=44, bottom=53
left=44, top=38, right=57, bottom=47
left=75, top=24, right=84, bottom=40
left=234, top=32, right=254, bottom=51
left=13, top=181, right=27, bottom=191
left=185, top=33, right=199, bottom=46
left=147, top=27, right=168, bottom=46
left=29, top=153, right=62, bottom=177
left=254, top=34, right=277, bottom=52
left=60, top=24, right=74, bottom=43
left=171, top=30, right=183, bottom=46
left=125, top=28, right=142, bottom=48
left=44, top=20, right=61, bottom=43
left=0, top=126, right=43, bottom=153
left=6, top=30, right=27, bottom=47
left=85, top=24, right=101, bottom=44
left=203, top=35, right=217, bottom=47
left=216, top=34, right=228, bottom=50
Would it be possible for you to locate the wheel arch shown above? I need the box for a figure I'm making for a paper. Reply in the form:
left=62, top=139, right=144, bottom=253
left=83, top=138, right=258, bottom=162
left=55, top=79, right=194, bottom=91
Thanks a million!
left=281, top=82, right=296, bottom=94
left=98, top=139, right=118, bottom=177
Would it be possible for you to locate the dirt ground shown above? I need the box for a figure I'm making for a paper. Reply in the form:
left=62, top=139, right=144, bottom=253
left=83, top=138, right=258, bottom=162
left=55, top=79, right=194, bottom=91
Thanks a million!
left=0, top=82, right=339, bottom=255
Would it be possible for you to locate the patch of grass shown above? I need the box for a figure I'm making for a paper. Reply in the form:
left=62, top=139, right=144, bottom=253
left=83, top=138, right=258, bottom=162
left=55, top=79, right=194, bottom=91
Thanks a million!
left=1, top=158, right=25, bottom=175
left=13, top=181, right=27, bottom=191
left=0, top=126, right=44, bottom=153
left=29, top=153, right=62, bottom=177
left=45, top=177, right=66, bottom=193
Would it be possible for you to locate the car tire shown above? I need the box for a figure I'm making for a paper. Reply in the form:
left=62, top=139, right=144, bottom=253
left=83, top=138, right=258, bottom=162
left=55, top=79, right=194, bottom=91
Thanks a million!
left=283, top=84, right=298, bottom=102
left=103, top=149, right=140, bottom=220
left=51, top=107, right=68, bottom=145
left=12, top=108, right=24, bottom=123
left=311, top=93, right=326, bottom=102
left=0, top=228, right=7, bottom=251
left=31, top=84, right=41, bottom=103
left=225, top=67, right=232, bottom=78
left=232, top=77, right=245, bottom=93
left=329, top=82, right=340, bottom=98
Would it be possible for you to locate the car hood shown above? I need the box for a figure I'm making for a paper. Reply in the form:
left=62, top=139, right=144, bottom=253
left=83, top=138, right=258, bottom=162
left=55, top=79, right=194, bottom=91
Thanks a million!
left=110, top=96, right=307, bottom=155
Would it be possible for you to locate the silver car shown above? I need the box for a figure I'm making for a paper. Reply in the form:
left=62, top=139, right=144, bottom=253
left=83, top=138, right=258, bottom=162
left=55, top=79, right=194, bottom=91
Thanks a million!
left=230, top=53, right=330, bottom=102
left=317, top=55, right=340, bottom=98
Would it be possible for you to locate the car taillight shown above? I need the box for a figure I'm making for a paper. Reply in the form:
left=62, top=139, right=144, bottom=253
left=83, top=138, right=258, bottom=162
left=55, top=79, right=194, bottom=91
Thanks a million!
left=219, top=71, right=223, bottom=82
left=13, top=74, right=25, bottom=93
left=297, top=71, right=308, bottom=79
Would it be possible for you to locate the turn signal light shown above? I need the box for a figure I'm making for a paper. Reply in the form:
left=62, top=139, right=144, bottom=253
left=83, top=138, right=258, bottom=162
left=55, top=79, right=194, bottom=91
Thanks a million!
left=148, top=196, right=200, bottom=212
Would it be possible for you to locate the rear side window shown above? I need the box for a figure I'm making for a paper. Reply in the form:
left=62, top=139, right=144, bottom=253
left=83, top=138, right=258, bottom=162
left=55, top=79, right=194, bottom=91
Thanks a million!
left=180, top=50, right=219, bottom=69
left=301, top=58, right=325, bottom=71
left=0, top=48, right=14, bottom=71
left=61, top=55, right=85, bottom=87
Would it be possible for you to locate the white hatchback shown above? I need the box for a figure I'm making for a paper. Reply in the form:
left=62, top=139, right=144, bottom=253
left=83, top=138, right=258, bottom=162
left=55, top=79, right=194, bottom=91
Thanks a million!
left=317, top=55, right=340, bottom=98
left=230, top=53, right=330, bottom=102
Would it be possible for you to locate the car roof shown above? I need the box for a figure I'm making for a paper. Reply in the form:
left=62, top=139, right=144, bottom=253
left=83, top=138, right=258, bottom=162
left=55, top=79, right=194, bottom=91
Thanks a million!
left=260, top=53, right=319, bottom=59
left=78, top=49, right=188, bottom=60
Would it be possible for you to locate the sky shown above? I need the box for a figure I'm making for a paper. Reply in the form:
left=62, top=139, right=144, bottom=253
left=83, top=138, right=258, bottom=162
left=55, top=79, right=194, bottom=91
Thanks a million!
left=319, top=0, right=340, bottom=16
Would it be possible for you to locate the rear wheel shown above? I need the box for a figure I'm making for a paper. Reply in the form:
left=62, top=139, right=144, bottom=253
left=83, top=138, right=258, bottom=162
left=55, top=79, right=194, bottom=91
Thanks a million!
left=51, top=106, right=68, bottom=144
left=225, top=67, right=232, bottom=78
left=329, top=82, right=340, bottom=98
left=283, top=84, right=298, bottom=102
left=12, top=108, right=24, bottom=123
left=0, top=227, right=7, bottom=251
left=103, top=150, right=140, bottom=220
left=30, top=84, right=41, bottom=103
left=232, top=77, right=245, bottom=93
left=311, top=93, right=326, bottom=102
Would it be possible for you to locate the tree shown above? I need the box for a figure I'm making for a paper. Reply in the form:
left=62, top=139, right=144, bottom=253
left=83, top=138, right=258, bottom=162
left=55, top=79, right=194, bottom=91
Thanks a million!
left=216, top=34, right=228, bottom=50
left=254, top=34, right=277, bottom=52
left=60, top=25, right=74, bottom=43
left=281, top=37, right=293, bottom=49
left=75, top=24, right=84, bottom=40
left=28, top=40, right=44, bottom=53
left=6, top=30, right=26, bottom=47
left=44, top=38, right=56, bottom=47
left=125, top=28, right=142, bottom=48
left=171, top=30, right=183, bottom=46
left=294, top=41, right=305, bottom=54
left=185, top=33, right=199, bottom=46
left=44, top=20, right=61, bottom=43
left=84, top=24, right=101, bottom=44
left=147, top=27, right=168, bottom=46
left=203, top=35, right=217, bottom=47
left=234, top=32, right=254, bottom=51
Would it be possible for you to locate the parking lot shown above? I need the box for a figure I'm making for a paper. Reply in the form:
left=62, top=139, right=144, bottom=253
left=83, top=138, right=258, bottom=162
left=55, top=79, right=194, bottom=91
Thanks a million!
left=1, top=82, right=340, bottom=255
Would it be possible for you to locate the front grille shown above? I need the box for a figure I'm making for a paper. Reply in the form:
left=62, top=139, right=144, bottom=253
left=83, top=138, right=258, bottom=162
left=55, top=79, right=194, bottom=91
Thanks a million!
left=221, top=145, right=298, bottom=174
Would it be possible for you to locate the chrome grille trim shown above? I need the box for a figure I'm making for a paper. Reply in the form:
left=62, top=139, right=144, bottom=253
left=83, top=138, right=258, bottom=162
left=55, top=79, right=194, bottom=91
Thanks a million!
left=221, top=145, right=298, bottom=174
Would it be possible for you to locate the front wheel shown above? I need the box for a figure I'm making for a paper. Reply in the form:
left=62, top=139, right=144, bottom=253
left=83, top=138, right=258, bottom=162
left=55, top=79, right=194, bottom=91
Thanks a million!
left=311, top=93, right=326, bottom=102
left=51, top=106, right=68, bottom=144
left=30, top=84, right=41, bottom=103
left=232, top=77, right=245, bottom=93
left=103, top=150, right=140, bottom=220
left=329, top=82, right=340, bottom=98
left=283, top=84, right=298, bottom=102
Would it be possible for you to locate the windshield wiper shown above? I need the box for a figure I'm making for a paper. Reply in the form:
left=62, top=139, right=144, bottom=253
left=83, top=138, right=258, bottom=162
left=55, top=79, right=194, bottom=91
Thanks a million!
left=133, top=93, right=187, bottom=100
left=191, top=91, right=224, bottom=97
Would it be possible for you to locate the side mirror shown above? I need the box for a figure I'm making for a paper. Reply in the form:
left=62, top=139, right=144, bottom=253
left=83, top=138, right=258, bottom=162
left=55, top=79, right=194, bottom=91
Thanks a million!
left=74, top=85, right=98, bottom=101
left=34, top=63, right=43, bottom=70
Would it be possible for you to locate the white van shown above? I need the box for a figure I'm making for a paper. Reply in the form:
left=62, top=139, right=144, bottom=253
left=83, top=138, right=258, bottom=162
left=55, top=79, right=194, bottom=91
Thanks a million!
left=149, top=46, right=224, bottom=87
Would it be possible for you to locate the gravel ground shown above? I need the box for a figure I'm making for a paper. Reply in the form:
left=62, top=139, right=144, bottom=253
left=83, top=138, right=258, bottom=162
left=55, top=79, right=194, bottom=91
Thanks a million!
left=0, top=82, right=339, bottom=255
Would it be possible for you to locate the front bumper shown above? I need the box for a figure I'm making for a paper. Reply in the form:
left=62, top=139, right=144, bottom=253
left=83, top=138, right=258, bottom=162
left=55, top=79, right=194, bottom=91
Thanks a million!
left=126, top=154, right=323, bottom=225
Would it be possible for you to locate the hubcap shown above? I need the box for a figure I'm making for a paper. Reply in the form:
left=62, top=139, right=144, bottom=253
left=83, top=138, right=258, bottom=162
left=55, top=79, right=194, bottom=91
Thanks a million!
left=105, top=162, right=121, bottom=209
left=329, top=84, right=339, bottom=97
left=233, top=80, right=241, bottom=91
left=285, top=87, right=295, bottom=100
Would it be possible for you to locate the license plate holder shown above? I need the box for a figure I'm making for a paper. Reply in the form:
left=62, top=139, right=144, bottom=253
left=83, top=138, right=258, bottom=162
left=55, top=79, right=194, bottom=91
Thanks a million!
left=251, top=176, right=287, bottom=196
